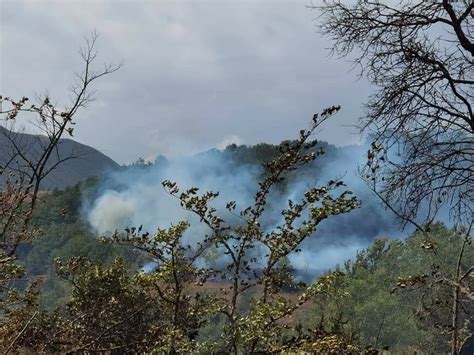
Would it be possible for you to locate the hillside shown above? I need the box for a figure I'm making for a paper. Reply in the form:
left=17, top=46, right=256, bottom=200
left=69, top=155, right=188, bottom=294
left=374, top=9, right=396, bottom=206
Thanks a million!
left=0, top=126, right=119, bottom=189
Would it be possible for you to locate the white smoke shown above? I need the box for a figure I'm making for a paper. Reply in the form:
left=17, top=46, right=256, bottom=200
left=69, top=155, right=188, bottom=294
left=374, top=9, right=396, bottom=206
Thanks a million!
left=88, top=191, right=136, bottom=234
left=87, top=152, right=261, bottom=236
left=84, top=143, right=401, bottom=278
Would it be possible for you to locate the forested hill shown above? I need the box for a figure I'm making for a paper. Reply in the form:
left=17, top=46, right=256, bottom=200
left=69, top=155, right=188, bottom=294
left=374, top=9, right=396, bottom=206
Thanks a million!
left=0, top=126, right=119, bottom=189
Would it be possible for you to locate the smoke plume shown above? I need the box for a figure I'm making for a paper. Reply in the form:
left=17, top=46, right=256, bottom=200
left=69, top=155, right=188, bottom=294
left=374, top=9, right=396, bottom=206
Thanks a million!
left=85, top=142, right=402, bottom=280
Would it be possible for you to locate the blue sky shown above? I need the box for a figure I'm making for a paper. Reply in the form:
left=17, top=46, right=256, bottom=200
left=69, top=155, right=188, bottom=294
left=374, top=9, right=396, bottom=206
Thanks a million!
left=1, top=0, right=371, bottom=163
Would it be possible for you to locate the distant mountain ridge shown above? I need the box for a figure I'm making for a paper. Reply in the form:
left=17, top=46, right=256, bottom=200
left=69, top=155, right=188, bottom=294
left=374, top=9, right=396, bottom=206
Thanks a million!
left=0, top=126, right=119, bottom=189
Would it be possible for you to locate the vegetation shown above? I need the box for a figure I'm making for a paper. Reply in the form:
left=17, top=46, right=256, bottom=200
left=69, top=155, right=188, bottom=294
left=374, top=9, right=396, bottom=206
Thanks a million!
left=308, top=223, right=473, bottom=352
left=1, top=116, right=471, bottom=352
left=2, top=105, right=367, bottom=352
left=316, top=2, right=474, bottom=352
left=1, top=2, right=473, bottom=351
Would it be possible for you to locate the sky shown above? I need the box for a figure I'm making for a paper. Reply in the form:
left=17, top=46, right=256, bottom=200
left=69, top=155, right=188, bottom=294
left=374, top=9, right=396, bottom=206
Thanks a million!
left=1, top=0, right=371, bottom=164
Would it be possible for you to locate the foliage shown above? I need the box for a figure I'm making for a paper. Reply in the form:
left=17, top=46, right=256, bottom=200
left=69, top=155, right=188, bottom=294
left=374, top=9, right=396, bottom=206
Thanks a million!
left=308, top=223, right=473, bottom=353
left=318, top=3, right=474, bottom=352
left=0, top=33, right=120, bottom=352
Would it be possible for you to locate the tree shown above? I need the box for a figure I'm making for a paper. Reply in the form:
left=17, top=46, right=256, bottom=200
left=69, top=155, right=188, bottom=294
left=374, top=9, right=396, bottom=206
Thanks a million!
left=0, top=31, right=120, bottom=256
left=396, top=225, right=474, bottom=353
left=0, top=32, right=119, bottom=352
left=317, top=2, right=474, bottom=352
left=308, top=224, right=473, bottom=352
left=316, top=0, right=473, bottom=228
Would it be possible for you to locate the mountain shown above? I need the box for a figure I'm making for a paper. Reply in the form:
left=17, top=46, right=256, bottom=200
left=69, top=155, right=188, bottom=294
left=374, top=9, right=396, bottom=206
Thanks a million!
left=0, top=126, right=119, bottom=189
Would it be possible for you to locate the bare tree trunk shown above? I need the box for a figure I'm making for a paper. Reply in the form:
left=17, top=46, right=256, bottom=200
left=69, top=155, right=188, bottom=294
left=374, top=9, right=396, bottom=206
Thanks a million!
left=452, top=285, right=460, bottom=355
left=452, top=236, right=468, bottom=355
